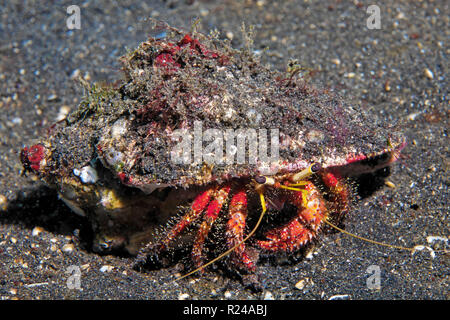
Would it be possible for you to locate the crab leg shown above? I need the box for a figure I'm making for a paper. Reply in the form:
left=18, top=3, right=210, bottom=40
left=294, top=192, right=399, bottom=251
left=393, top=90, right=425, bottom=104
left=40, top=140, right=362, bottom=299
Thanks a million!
left=133, top=188, right=214, bottom=268
left=192, top=185, right=231, bottom=268
left=225, top=190, right=256, bottom=271
left=257, top=182, right=327, bottom=251
left=320, top=171, right=349, bottom=219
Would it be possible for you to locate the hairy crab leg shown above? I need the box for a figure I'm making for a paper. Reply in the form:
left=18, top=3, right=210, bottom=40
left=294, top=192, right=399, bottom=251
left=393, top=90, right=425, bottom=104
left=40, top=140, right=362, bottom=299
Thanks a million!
left=257, top=182, right=327, bottom=251
left=225, top=189, right=256, bottom=271
left=290, top=182, right=328, bottom=232
left=133, top=188, right=214, bottom=268
left=192, top=185, right=231, bottom=268
left=173, top=189, right=268, bottom=281
left=319, top=171, right=417, bottom=252
left=320, top=171, right=350, bottom=219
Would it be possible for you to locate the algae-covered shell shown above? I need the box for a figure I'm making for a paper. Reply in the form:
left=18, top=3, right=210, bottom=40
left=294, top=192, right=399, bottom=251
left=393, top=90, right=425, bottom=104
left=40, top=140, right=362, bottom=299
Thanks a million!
left=20, top=24, right=405, bottom=253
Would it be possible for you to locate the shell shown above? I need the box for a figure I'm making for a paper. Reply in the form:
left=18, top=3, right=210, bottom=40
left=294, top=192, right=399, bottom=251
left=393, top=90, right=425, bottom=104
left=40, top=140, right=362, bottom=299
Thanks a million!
left=21, top=25, right=405, bottom=254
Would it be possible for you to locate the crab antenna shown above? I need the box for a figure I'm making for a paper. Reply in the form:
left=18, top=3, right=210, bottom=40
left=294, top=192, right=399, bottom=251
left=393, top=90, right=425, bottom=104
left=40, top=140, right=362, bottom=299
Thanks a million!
left=173, top=191, right=268, bottom=282
left=323, top=219, right=414, bottom=252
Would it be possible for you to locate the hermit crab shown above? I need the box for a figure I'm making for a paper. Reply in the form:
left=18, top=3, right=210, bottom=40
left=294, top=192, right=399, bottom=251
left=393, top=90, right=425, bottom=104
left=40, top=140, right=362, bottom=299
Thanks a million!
left=21, top=24, right=405, bottom=279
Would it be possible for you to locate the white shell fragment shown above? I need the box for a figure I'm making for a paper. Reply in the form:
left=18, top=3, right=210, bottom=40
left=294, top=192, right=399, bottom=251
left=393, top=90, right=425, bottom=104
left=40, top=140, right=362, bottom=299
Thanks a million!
left=73, top=166, right=98, bottom=184
left=426, top=236, right=448, bottom=245
left=328, top=294, right=350, bottom=300
left=99, top=265, right=114, bottom=273
left=412, top=245, right=436, bottom=259
left=111, top=118, right=129, bottom=138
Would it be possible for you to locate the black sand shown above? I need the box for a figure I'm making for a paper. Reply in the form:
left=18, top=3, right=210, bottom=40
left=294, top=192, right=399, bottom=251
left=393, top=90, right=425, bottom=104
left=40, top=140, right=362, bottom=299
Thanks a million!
left=0, top=1, right=447, bottom=299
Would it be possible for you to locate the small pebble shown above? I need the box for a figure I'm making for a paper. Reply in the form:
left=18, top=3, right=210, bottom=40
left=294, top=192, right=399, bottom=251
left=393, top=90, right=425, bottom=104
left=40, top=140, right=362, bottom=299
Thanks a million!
left=396, top=12, right=406, bottom=19
left=426, top=236, right=448, bottom=244
left=305, top=251, right=314, bottom=260
left=331, top=58, right=341, bottom=65
left=62, top=243, right=75, bottom=253
left=224, top=290, right=232, bottom=298
left=11, top=117, right=23, bottom=125
left=256, top=0, right=266, bottom=7
left=424, top=68, right=434, bottom=79
left=412, top=245, right=436, bottom=259
left=56, top=105, right=71, bottom=121
left=295, top=278, right=307, bottom=290
left=263, top=291, right=274, bottom=300
left=83, top=72, right=91, bottom=81
left=329, top=294, right=350, bottom=300
left=0, top=194, right=7, bottom=210
left=178, top=293, right=190, bottom=300
left=32, top=226, right=44, bottom=236
left=99, top=265, right=114, bottom=273
left=81, top=263, right=90, bottom=271
left=345, top=72, right=356, bottom=78
left=385, top=181, right=396, bottom=188
left=407, top=112, right=420, bottom=121
left=47, top=94, right=58, bottom=101
left=70, top=69, right=80, bottom=79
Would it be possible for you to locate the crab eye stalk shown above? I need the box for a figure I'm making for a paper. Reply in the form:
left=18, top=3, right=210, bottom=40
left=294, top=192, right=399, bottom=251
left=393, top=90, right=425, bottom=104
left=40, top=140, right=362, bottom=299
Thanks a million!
left=254, top=176, right=266, bottom=184
left=291, top=162, right=322, bottom=182
left=311, top=162, right=322, bottom=173
left=254, top=176, right=275, bottom=186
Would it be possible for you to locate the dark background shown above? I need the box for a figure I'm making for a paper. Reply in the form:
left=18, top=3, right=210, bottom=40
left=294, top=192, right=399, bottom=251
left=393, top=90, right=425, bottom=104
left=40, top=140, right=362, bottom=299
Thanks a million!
left=0, top=0, right=448, bottom=299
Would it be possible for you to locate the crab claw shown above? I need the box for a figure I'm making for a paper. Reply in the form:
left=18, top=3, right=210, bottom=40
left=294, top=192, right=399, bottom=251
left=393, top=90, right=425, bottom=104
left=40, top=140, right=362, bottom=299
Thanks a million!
left=20, top=144, right=47, bottom=173
left=257, top=182, right=328, bottom=252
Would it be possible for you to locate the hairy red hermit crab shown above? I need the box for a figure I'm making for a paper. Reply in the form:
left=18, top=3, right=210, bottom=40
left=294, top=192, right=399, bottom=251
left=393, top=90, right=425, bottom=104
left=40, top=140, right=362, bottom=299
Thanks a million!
left=21, top=24, right=405, bottom=282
